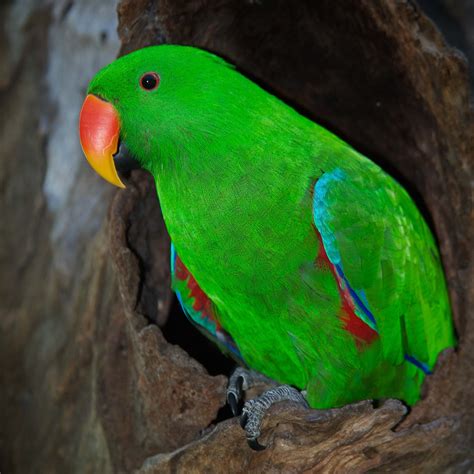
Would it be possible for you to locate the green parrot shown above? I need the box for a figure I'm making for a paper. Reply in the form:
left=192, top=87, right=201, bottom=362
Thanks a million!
left=79, top=45, right=455, bottom=448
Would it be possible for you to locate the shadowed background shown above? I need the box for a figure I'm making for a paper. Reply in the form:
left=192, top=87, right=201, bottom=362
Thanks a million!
left=0, top=0, right=473, bottom=472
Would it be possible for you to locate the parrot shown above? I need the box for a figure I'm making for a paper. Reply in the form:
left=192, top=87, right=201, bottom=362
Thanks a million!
left=79, top=45, right=455, bottom=449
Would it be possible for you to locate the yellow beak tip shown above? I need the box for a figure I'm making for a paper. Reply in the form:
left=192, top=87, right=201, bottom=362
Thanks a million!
left=79, top=94, right=126, bottom=189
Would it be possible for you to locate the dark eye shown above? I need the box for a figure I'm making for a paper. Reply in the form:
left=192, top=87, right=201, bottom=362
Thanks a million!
left=140, top=72, right=160, bottom=91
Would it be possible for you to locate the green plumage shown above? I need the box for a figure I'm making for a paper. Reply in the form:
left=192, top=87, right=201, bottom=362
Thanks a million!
left=88, top=45, right=455, bottom=408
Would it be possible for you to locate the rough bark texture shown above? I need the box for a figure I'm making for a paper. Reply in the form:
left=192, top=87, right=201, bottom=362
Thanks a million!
left=417, top=0, right=474, bottom=90
left=0, top=2, right=225, bottom=473
left=0, top=0, right=473, bottom=473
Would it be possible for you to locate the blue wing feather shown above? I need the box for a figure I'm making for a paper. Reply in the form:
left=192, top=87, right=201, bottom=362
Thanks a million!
left=312, top=169, right=431, bottom=374
left=170, top=243, right=243, bottom=362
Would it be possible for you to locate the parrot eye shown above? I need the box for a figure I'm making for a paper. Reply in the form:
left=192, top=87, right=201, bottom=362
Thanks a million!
left=139, top=72, right=160, bottom=91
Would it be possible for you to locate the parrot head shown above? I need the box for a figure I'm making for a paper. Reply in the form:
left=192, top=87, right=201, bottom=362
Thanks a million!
left=79, top=45, right=246, bottom=188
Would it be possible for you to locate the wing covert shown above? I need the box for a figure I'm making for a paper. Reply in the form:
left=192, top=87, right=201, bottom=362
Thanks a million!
left=312, top=166, right=441, bottom=372
left=171, top=243, right=243, bottom=362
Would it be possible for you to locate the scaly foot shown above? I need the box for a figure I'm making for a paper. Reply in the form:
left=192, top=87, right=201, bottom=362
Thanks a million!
left=226, top=367, right=308, bottom=450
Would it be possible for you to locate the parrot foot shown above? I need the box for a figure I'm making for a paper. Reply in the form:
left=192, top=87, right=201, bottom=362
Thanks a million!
left=226, top=367, right=276, bottom=417
left=240, top=385, right=309, bottom=451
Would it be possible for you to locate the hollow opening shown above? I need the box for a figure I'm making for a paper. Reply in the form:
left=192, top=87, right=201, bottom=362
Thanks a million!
left=115, top=2, right=470, bottom=460
left=161, top=297, right=236, bottom=377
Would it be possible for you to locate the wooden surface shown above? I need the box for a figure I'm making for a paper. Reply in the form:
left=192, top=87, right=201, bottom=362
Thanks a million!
left=0, top=1, right=473, bottom=472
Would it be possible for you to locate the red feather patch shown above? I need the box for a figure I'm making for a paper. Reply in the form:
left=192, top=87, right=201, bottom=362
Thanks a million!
left=315, top=230, right=378, bottom=346
left=174, top=256, right=221, bottom=328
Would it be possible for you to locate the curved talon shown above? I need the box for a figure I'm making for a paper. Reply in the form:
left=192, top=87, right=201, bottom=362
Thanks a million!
left=247, top=438, right=266, bottom=451
left=228, top=392, right=239, bottom=416
left=227, top=374, right=244, bottom=416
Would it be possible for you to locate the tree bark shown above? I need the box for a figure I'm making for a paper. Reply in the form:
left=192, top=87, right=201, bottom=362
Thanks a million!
left=1, top=0, right=473, bottom=472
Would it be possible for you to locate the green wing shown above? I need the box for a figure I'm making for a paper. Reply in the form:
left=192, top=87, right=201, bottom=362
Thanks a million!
left=312, top=164, right=455, bottom=372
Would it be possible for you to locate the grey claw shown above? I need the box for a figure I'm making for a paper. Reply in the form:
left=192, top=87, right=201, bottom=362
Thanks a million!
left=240, top=385, right=308, bottom=450
left=228, top=371, right=307, bottom=451
left=227, top=375, right=243, bottom=416
left=228, top=392, right=239, bottom=416
left=247, top=438, right=266, bottom=451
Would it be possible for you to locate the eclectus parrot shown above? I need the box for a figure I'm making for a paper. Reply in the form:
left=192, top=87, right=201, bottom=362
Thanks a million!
left=79, top=45, right=455, bottom=447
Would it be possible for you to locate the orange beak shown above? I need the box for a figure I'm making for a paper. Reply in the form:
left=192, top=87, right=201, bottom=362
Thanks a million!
left=79, top=94, right=125, bottom=188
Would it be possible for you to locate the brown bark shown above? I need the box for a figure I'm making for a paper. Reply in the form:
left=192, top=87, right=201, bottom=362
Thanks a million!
left=0, top=0, right=473, bottom=472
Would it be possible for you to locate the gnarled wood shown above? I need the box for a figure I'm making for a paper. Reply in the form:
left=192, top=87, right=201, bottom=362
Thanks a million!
left=0, top=0, right=472, bottom=472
